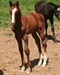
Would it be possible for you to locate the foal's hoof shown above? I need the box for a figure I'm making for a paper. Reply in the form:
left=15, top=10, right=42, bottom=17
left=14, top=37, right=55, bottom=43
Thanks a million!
left=21, top=66, right=25, bottom=72
left=42, top=62, right=46, bottom=67
left=42, top=64, right=46, bottom=67
left=27, top=71, right=30, bottom=74
left=26, top=68, right=31, bottom=74
left=42, top=61, right=47, bottom=67
left=38, top=63, right=41, bottom=66
left=38, top=62, right=42, bottom=65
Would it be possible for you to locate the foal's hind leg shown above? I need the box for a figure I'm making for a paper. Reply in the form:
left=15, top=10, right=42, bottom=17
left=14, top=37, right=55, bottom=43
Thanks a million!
left=31, top=32, right=42, bottom=65
left=23, top=34, right=31, bottom=73
left=38, top=28, right=47, bottom=67
left=45, top=20, right=48, bottom=37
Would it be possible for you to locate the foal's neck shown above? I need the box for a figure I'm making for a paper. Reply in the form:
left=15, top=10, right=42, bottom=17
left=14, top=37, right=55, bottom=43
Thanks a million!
left=15, top=9, right=22, bottom=28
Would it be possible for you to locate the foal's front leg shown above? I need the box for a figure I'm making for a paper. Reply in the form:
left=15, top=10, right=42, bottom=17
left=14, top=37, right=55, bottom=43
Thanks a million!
left=15, top=34, right=25, bottom=72
left=23, top=34, right=31, bottom=73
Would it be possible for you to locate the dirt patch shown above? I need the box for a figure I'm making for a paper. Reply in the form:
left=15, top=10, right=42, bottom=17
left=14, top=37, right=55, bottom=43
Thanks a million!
left=0, top=22, right=60, bottom=75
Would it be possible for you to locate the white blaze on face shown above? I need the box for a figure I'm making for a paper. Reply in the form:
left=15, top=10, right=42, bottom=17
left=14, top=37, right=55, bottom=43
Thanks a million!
left=12, top=8, right=17, bottom=23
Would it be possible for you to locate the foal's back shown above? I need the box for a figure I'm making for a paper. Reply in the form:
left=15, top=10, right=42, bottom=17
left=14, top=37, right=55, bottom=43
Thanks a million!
left=21, top=12, right=44, bottom=34
left=35, top=1, right=55, bottom=16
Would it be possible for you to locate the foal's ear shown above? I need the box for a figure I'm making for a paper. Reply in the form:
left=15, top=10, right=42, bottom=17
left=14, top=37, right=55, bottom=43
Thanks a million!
left=9, top=1, right=12, bottom=7
left=16, top=1, right=19, bottom=7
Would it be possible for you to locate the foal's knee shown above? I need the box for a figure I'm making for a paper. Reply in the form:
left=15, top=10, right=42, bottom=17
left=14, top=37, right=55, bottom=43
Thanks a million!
left=25, top=49, right=30, bottom=56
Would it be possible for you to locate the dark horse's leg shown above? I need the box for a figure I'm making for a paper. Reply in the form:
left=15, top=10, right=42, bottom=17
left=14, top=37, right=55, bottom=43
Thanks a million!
left=15, top=34, right=25, bottom=72
left=50, top=17, right=57, bottom=42
left=31, top=32, right=42, bottom=65
left=23, top=34, right=31, bottom=73
left=45, top=19, right=48, bottom=37
left=38, top=27, right=47, bottom=67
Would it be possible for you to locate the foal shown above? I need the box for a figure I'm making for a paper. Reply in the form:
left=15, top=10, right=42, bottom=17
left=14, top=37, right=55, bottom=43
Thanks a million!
left=35, top=1, right=60, bottom=42
left=9, top=1, right=47, bottom=73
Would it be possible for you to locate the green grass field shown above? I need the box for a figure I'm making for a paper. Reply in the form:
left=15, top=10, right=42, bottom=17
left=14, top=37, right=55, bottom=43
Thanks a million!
left=0, top=0, right=60, bottom=28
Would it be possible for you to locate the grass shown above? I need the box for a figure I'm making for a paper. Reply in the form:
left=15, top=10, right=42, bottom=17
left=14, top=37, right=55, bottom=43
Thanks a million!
left=46, top=0, right=60, bottom=4
left=0, top=0, right=39, bottom=28
left=0, top=0, right=60, bottom=28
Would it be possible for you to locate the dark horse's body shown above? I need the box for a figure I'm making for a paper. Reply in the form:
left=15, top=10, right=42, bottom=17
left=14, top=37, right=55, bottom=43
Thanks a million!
left=35, top=1, right=60, bottom=42
left=9, top=1, right=47, bottom=73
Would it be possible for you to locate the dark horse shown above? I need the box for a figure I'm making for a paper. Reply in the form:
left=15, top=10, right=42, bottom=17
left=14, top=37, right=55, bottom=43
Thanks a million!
left=9, top=1, right=47, bottom=73
left=35, top=1, right=60, bottom=42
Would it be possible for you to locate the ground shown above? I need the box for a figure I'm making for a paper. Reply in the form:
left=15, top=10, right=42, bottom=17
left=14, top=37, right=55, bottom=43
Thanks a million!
left=0, top=22, right=60, bottom=75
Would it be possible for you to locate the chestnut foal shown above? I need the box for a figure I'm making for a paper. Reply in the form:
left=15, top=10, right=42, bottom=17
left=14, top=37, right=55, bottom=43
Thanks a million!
left=9, top=1, right=47, bottom=73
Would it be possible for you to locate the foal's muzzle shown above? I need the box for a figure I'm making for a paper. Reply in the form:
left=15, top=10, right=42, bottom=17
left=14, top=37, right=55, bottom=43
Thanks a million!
left=12, top=23, right=15, bottom=26
left=58, top=16, right=60, bottom=20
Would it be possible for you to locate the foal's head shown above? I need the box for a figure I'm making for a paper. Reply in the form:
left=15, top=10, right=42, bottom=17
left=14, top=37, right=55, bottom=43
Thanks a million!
left=48, top=2, right=60, bottom=20
left=9, top=1, right=21, bottom=26
left=55, top=6, right=60, bottom=20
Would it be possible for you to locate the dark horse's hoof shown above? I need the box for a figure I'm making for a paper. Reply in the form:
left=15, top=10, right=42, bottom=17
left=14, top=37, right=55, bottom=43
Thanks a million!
left=54, top=39, right=57, bottom=43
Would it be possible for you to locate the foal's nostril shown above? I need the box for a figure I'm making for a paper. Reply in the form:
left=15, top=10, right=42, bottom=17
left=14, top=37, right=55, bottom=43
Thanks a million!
left=12, top=23, right=15, bottom=26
